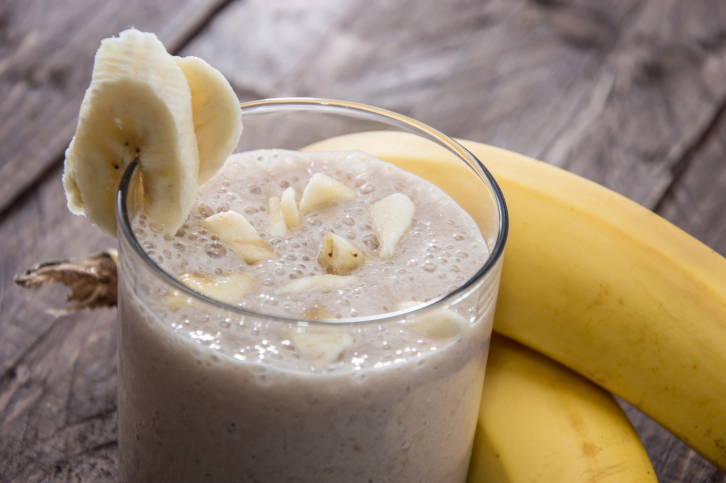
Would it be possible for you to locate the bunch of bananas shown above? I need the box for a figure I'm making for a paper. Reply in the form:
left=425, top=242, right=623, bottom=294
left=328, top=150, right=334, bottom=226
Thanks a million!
left=310, top=132, right=726, bottom=481
left=468, top=139, right=726, bottom=478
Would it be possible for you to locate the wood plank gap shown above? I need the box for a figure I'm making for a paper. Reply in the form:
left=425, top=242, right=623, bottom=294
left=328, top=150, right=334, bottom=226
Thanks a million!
left=653, top=92, right=726, bottom=214
left=165, top=0, right=241, bottom=54
left=64, top=439, right=118, bottom=462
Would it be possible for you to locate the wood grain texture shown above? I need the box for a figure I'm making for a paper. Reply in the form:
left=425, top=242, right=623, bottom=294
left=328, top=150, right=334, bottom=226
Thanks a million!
left=0, top=170, right=112, bottom=375
left=0, top=165, right=118, bottom=481
left=180, top=0, right=359, bottom=100
left=0, top=0, right=725, bottom=480
left=0, top=0, right=230, bottom=216
left=656, top=110, right=726, bottom=258
left=250, top=0, right=726, bottom=210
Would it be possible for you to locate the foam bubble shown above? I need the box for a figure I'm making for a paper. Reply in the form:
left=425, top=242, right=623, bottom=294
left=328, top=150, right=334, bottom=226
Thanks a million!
left=197, top=204, right=214, bottom=217
left=204, top=243, right=226, bottom=259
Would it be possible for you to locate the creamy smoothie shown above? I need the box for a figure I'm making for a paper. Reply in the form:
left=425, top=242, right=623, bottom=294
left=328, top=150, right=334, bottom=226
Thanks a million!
left=117, top=149, right=501, bottom=482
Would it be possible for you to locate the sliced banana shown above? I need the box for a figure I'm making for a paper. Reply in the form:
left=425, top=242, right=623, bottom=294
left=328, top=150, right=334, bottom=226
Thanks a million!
left=299, top=173, right=356, bottom=212
left=400, top=301, right=468, bottom=339
left=174, top=56, right=243, bottom=186
left=267, top=196, right=287, bottom=238
left=63, top=29, right=199, bottom=237
left=317, top=232, right=366, bottom=275
left=280, top=187, right=301, bottom=228
left=275, top=274, right=360, bottom=295
left=370, top=193, right=415, bottom=259
left=163, top=272, right=254, bottom=310
left=289, top=331, right=353, bottom=364
left=202, top=211, right=277, bottom=265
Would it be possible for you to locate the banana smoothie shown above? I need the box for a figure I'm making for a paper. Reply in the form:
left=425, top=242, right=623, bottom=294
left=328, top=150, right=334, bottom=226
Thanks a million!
left=56, top=28, right=505, bottom=483
left=117, top=149, right=501, bottom=482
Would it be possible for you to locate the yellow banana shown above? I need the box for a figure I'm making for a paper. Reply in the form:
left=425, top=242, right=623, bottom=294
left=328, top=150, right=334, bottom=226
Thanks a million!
left=468, top=334, right=656, bottom=483
left=304, top=132, right=726, bottom=472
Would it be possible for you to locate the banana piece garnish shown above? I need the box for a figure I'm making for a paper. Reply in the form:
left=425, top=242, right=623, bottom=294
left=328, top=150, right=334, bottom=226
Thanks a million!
left=298, top=173, right=356, bottom=212
left=202, top=211, right=277, bottom=265
left=174, top=56, right=243, bottom=186
left=370, top=193, right=415, bottom=260
left=63, top=29, right=242, bottom=237
left=267, top=196, right=287, bottom=238
left=275, top=274, right=360, bottom=295
left=289, top=330, right=353, bottom=364
left=63, top=29, right=199, bottom=237
left=400, top=301, right=468, bottom=339
left=280, top=187, right=301, bottom=228
left=163, top=272, right=254, bottom=310
left=317, top=232, right=366, bottom=275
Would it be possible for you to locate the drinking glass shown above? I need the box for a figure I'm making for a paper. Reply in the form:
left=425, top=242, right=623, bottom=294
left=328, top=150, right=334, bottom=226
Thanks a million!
left=116, top=98, right=508, bottom=482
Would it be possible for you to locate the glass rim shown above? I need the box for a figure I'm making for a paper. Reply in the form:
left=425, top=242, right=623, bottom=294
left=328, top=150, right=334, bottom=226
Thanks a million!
left=116, top=97, right=509, bottom=326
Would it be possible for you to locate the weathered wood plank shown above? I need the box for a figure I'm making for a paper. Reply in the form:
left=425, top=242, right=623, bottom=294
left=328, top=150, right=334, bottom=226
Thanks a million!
left=254, top=0, right=726, bottom=211
left=0, top=310, right=118, bottom=482
left=0, top=165, right=113, bottom=375
left=541, top=0, right=726, bottom=209
left=179, top=0, right=359, bottom=99
left=0, top=168, right=118, bottom=481
left=0, top=0, right=230, bottom=215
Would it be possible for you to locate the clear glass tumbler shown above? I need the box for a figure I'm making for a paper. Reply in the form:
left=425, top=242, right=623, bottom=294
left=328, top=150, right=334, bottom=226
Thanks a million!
left=116, top=98, right=508, bottom=483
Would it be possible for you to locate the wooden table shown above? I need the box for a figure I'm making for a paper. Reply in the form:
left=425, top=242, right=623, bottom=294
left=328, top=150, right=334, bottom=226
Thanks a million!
left=1, top=0, right=725, bottom=481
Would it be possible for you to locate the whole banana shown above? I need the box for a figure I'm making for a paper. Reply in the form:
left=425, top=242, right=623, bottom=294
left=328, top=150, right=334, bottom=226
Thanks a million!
left=305, top=132, right=726, bottom=472
left=468, top=334, right=656, bottom=482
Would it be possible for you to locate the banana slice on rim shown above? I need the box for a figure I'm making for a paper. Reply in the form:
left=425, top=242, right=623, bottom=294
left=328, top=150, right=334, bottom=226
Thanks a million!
left=63, top=29, right=242, bottom=237
left=63, top=29, right=199, bottom=237
left=174, top=56, right=243, bottom=186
